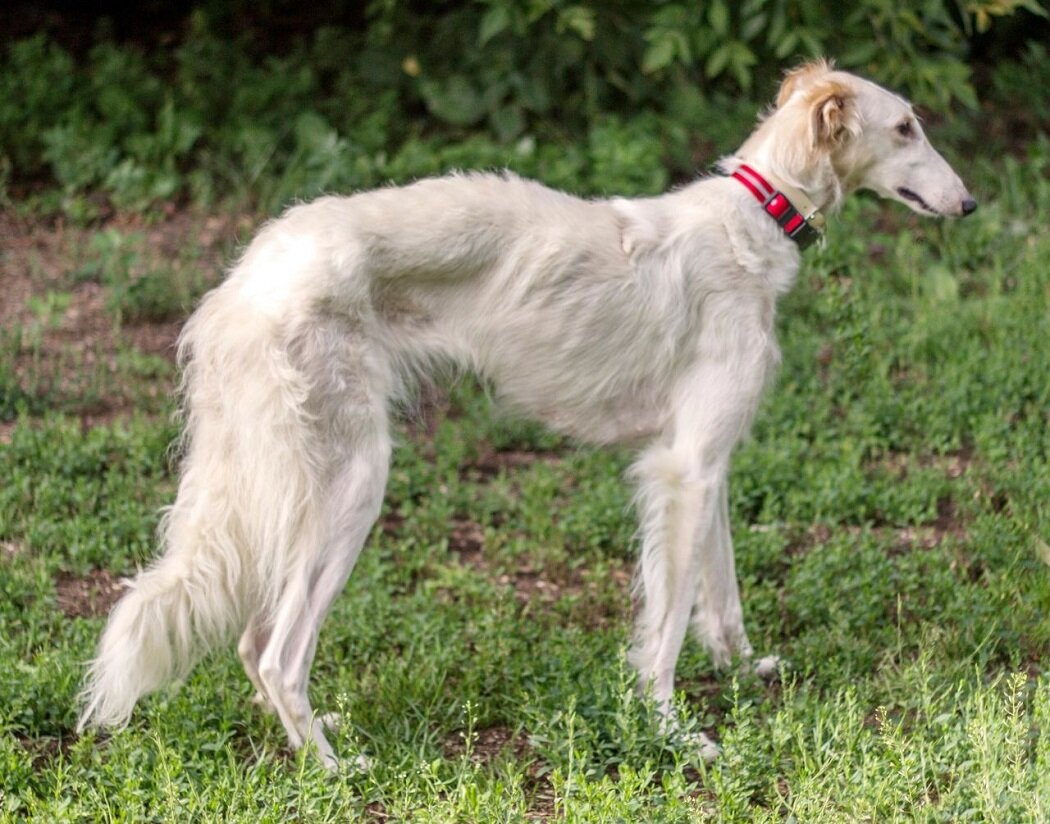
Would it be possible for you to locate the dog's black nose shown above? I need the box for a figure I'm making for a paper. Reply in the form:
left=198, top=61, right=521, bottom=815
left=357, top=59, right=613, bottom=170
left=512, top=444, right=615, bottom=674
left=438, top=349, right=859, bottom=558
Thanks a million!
left=961, top=197, right=978, bottom=216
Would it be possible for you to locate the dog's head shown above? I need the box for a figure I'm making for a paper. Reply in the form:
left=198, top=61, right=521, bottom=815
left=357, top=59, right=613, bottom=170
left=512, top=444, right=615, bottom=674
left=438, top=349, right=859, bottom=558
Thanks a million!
left=763, top=60, right=976, bottom=217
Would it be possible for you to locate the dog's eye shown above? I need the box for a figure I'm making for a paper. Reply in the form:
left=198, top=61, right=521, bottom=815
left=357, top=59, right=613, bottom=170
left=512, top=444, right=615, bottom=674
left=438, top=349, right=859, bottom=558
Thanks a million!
left=896, top=120, right=914, bottom=138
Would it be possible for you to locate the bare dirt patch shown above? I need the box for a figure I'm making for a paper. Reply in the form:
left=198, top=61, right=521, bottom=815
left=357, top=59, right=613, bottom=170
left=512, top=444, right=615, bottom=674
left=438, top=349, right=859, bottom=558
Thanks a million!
left=440, top=725, right=555, bottom=818
left=464, top=447, right=564, bottom=480
left=868, top=447, right=975, bottom=481
left=900, top=495, right=967, bottom=548
left=383, top=510, right=632, bottom=627
left=448, top=517, right=486, bottom=560
left=363, top=802, right=393, bottom=822
left=0, top=209, right=246, bottom=427
left=785, top=492, right=969, bottom=559
left=54, top=568, right=126, bottom=618
left=442, top=724, right=531, bottom=763
left=15, top=733, right=76, bottom=771
left=497, top=556, right=632, bottom=631
left=444, top=514, right=631, bottom=615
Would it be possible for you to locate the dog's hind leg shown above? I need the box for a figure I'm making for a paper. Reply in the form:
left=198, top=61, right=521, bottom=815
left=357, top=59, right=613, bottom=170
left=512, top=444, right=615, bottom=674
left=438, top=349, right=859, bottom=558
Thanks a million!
left=255, top=430, right=391, bottom=769
left=238, top=615, right=273, bottom=711
left=244, top=317, right=394, bottom=769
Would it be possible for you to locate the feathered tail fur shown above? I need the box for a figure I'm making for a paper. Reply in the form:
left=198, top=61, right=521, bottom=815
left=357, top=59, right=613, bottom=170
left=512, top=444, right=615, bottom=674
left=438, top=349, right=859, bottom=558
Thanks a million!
left=77, top=253, right=326, bottom=731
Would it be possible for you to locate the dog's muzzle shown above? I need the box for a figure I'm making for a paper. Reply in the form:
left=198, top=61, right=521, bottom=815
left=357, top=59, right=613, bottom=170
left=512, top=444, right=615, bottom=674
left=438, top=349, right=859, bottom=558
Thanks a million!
left=898, top=187, right=978, bottom=217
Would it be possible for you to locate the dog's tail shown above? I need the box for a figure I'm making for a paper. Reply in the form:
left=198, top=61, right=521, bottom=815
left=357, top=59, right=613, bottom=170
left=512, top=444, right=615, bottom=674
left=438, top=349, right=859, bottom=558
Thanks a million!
left=75, top=537, right=239, bottom=730
left=78, top=262, right=326, bottom=731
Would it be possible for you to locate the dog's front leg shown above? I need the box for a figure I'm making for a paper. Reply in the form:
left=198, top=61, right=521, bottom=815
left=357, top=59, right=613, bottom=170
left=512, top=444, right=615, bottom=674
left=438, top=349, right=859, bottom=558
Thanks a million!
left=689, top=479, right=747, bottom=667
left=629, top=443, right=728, bottom=761
left=691, top=480, right=779, bottom=678
left=628, top=297, right=776, bottom=757
left=630, top=447, right=724, bottom=711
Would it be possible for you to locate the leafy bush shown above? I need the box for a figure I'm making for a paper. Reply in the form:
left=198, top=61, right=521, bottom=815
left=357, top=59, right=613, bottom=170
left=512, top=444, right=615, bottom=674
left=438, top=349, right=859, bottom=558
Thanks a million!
left=0, top=35, right=76, bottom=174
left=0, top=1, right=1046, bottom=214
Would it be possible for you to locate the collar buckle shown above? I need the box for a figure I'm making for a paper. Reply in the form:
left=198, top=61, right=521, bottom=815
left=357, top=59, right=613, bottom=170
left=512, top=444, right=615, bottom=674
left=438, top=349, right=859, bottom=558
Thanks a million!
left=730, top=163, right=823, bottom=250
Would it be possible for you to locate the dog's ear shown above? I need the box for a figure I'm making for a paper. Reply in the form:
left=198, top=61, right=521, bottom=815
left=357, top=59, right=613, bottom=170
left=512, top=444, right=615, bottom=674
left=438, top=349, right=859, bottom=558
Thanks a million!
left=776, top=58, right=833, bottom=108
left=807, top=80, right=856, bottom=148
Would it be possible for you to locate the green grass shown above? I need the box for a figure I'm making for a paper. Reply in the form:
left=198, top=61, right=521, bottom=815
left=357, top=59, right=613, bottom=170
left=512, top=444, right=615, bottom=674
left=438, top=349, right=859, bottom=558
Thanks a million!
left=2, top=132, right=1049, bottom=821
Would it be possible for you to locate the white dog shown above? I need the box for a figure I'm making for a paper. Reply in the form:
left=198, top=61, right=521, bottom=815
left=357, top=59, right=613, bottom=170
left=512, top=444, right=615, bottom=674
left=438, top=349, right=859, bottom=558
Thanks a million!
left=78, top=60, right=975, bottom=766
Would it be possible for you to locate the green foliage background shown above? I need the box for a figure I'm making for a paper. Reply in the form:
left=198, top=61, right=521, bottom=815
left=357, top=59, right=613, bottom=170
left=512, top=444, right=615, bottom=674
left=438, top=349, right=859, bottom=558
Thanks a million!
left=2, top=0, right=1048, bottom=217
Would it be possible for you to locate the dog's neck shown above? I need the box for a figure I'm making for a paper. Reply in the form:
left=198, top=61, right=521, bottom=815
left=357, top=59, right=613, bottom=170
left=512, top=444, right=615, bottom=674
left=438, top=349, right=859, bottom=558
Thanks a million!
left=727, top=162, right=825, bottom=249
left=718, top=154, right=832, bottom=248
left=723, top=153, right=842, bottom=219
left=739, top=164, right=825, bottom=229
left=728, top=114, right=848, bottom=215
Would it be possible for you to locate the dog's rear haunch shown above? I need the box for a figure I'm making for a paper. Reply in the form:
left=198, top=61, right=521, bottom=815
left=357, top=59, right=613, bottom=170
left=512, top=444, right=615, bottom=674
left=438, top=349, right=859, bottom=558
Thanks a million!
left=78, top=60, right=975, bottom=768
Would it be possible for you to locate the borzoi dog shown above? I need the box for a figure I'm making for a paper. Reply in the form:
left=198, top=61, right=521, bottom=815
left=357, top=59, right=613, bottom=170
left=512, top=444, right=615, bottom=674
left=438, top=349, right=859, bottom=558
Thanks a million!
left=78, top=60, right=976, bottom=766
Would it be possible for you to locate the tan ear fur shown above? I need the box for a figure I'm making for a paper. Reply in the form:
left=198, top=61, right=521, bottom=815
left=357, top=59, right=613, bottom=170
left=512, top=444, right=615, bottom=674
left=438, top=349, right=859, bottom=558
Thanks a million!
left=806, top=79, right=855, bottom=148
left=776, top=58, right=834, bottom=108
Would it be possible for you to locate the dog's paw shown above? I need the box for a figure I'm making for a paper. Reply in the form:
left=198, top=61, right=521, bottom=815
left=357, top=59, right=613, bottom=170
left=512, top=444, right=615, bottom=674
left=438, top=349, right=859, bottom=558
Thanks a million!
left=326, top=751, right=370, bottom=774
left=690, top=730, right=721, bottom=763
left=251, top=691, right=275, bottom=713
left=750, top=654, right=783, bottom=681
left=658, top=708, right=721, bottom=763
left=674, top=728, right=721, bottom=763
left=316, top=712, right=370, bottom=773
left=351, top=752, right=371, bottom=772
left=320, top=711, right=342, bottom=731
left=340, top=750, right=371, bottom=773
left=692, top=613, right=751, bottom=671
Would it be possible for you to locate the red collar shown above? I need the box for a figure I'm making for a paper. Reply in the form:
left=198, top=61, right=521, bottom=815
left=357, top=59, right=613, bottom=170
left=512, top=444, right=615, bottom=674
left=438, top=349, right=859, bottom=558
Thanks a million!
left=730, top=164, right=821, bottom=249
